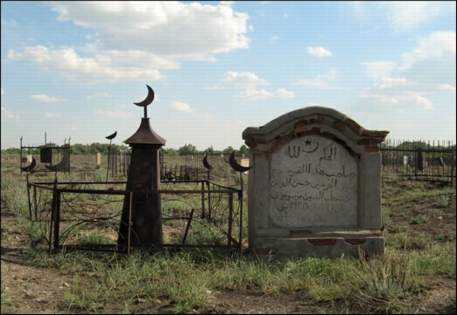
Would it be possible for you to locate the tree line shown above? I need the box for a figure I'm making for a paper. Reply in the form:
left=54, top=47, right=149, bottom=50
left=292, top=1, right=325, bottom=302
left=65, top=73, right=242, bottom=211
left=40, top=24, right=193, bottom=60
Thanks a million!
left=2, top=143, right=250, bottom=156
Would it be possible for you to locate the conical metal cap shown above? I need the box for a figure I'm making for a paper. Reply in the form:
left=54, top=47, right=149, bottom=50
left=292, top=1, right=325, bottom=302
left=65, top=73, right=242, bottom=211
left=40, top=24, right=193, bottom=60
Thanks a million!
left=124, top=118, right=166, bottom=145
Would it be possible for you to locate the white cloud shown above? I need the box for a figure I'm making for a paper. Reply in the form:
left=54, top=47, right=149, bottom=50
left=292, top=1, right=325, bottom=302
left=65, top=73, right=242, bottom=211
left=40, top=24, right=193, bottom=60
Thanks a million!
left=31, top=94, right=65, bottom=103
left=274, top=88, right=295, bottom=99
left=224, top=71, right=268, bottom=88
left=219, top=1, right=234, bottom=6
left=1, top=107, right=16, bottom=119
left=374, top=77, right=409, bottom=89
left=438, top=84, right=456, bottom=92
left=223, top=71, right=295, bottom=101
left=400, top=31, right=456, bottom=70
left=359, top=90, right=433, bottom=111
left=1, top=88, right=3, bottom=96
left=87, top=92, right=112, bottom=99
left=359, top=31, right=456, bottom=113
left=12, top=46, right=171, bottom=81
left=171, top=101, right=192, bottom=112
left=51, top=2, right=249, bottom=58
left=382, top=2, right=443, bottom=31
left=307, top=46, right=332, bottom=58
left=44, top=112, right=61, bottom=118
left=95, top=109, right=132, bottom=118
left=362, top=61, right=397, bottom=81
left=295, top=69, right=338, bottom=89
left=411, top=94, right=433, bottom=110
left=10, top=2, right=251, bottom=82
left=270, top=35, right=279, bottom=43
left=242, top=88, right=295, bottom=101
left=352, top=2, right=455, bottom=31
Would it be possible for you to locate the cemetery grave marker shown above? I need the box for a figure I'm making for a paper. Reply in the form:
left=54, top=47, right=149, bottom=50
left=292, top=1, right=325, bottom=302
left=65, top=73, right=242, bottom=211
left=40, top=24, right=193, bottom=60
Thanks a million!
left=243, top=106, right=389, bottom=257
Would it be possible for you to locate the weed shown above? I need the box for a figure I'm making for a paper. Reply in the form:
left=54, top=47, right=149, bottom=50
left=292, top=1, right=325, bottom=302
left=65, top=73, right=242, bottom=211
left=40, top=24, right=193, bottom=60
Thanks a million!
left=386, top=232, right=431, bottom=251
left=1, top=279, right=12, bottom=307
left=345, top=252, right=422, bottom=313
left=410, top=214, right=428, bottom=225
left=436, top=194, right=453, bottom=208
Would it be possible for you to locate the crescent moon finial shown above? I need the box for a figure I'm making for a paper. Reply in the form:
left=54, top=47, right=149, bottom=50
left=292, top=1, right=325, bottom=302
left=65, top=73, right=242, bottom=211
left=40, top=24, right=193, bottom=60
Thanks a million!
left=133, top=85, right=155, bottom=118
left=228, top=151, right=251, bottom=173
left=106, top=131, right=117, bottom=140
left=202, top=154, right=213, bottom=170
left=21, top=157, right=36, bottom=173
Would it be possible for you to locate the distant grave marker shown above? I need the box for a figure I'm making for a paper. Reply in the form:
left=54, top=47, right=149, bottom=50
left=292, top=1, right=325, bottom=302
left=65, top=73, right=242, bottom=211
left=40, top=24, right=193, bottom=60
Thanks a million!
left=243, top=107, right=389, bottom=257
left=96, top=152, right=102, bottom=168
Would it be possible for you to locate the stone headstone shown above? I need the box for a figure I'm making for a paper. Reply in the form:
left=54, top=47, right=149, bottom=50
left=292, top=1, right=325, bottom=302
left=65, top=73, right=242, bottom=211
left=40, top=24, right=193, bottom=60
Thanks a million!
left=403, top=155, right=408, bottom=166
left=96, top=152, right=102, bottom=168
left=242, top=107, right=389, bottom=258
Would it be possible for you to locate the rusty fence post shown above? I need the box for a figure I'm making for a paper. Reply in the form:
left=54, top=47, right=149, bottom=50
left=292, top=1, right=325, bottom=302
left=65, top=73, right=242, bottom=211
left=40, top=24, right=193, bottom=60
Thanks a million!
left=33, top=184, right=38, bottom=221
left=201, top=181, right=205, bottom=219
left=48, top=178, right=58, bottom=254
left=227, top=192, right=233, bottom=247
left=26, top=174, right=32, bottom=220
left=182, top=208, right=195, bottom=245
left=20, top=137, right=23, bottom=175
left=53, top=191, right=61, bottom=252
left=207, top=181, right=212, bottom=220
left=238, top=189, right=243, bottom=253
left=127, top=191, right=133, bottom=255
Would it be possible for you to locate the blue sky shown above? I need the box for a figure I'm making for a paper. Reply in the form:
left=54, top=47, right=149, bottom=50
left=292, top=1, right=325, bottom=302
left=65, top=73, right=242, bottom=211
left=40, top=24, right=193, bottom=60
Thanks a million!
left=1, top=1, right=456, bottom=150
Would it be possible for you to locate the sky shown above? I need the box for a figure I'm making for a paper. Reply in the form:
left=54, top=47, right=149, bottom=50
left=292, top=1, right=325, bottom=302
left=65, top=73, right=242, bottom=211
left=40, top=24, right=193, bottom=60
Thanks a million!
left=1, top=1, right=456, bottom=150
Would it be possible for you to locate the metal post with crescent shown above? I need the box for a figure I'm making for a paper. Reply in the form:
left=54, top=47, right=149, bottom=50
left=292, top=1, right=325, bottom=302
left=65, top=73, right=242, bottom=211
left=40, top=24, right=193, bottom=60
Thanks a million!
left=105, top=131, right=117, bottom=182
left=134, top=84, right=155, bottom=118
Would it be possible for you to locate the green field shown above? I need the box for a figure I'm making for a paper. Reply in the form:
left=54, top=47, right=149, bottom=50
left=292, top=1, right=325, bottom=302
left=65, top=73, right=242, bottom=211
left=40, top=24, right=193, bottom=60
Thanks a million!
left=1, top=153, right=456, bottom=314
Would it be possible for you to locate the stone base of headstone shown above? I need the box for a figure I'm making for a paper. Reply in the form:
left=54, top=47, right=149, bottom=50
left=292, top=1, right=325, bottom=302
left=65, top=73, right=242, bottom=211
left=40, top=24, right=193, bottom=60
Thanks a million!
left=251, top=231, right=384, bottom=258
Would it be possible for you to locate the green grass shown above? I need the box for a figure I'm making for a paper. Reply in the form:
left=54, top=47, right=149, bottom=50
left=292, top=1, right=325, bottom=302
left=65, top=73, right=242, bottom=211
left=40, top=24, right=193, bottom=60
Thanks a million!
left=1, top=154, right=456, bottom=314
left=19, top=244, right=455, bottom=314
left=1, top=275, right=12, bottom=308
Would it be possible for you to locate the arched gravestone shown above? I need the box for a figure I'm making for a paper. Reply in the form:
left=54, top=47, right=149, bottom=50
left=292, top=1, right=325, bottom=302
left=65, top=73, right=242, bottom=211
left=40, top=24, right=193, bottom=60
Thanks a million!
left=242, top=107, right=389, bottom=257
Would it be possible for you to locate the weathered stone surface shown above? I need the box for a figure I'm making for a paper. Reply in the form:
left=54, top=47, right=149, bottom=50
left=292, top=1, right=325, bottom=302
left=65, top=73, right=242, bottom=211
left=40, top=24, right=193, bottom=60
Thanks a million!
left=269, top=135, right=358, bottom=228
left=243, top=106, right=388, bottom=258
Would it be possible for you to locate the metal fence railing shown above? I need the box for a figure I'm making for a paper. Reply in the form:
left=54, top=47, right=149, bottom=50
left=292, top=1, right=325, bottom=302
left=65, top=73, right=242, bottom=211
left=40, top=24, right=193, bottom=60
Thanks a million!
left=380, top=139, right=456, bottom=185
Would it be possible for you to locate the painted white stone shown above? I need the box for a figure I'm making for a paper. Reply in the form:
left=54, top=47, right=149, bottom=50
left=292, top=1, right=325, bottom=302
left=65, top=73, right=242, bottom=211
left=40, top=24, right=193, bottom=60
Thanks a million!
left=269, top=135, right=358, bottom=228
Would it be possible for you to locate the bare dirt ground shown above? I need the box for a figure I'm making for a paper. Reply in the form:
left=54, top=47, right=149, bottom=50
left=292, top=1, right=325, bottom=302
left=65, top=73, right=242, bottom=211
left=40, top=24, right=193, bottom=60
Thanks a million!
left=1, top=215, right=75, bottom=314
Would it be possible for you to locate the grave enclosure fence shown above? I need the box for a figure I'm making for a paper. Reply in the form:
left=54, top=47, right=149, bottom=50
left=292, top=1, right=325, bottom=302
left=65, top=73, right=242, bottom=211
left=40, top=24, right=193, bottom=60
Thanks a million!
left=27, top=178, right=243, bottom=254
left=107, top=150, right=243, bottom=183
left=380, top=138, right=456, bottom=185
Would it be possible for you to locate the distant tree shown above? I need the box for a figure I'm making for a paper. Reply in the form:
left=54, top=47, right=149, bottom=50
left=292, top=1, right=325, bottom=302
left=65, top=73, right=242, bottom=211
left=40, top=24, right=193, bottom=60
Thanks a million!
left=222, top=146, right=235, bottom=155
left=397, top=141, right=430, bottom=150
left=178, top=144, right=197, bottom=155
left=204, top=145, right=215, bottom=155
left=239, top=144, right=249, bottom=156
left=162, top=147, right=177, bottom=155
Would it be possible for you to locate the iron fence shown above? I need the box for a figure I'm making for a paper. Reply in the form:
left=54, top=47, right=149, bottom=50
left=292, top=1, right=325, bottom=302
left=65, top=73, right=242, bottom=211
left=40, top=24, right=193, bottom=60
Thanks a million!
left=380, top=138, right=456, bottom=185
left=107, top=150, right=248, bottom=184
left=28, top=178, right=243, bottom=254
